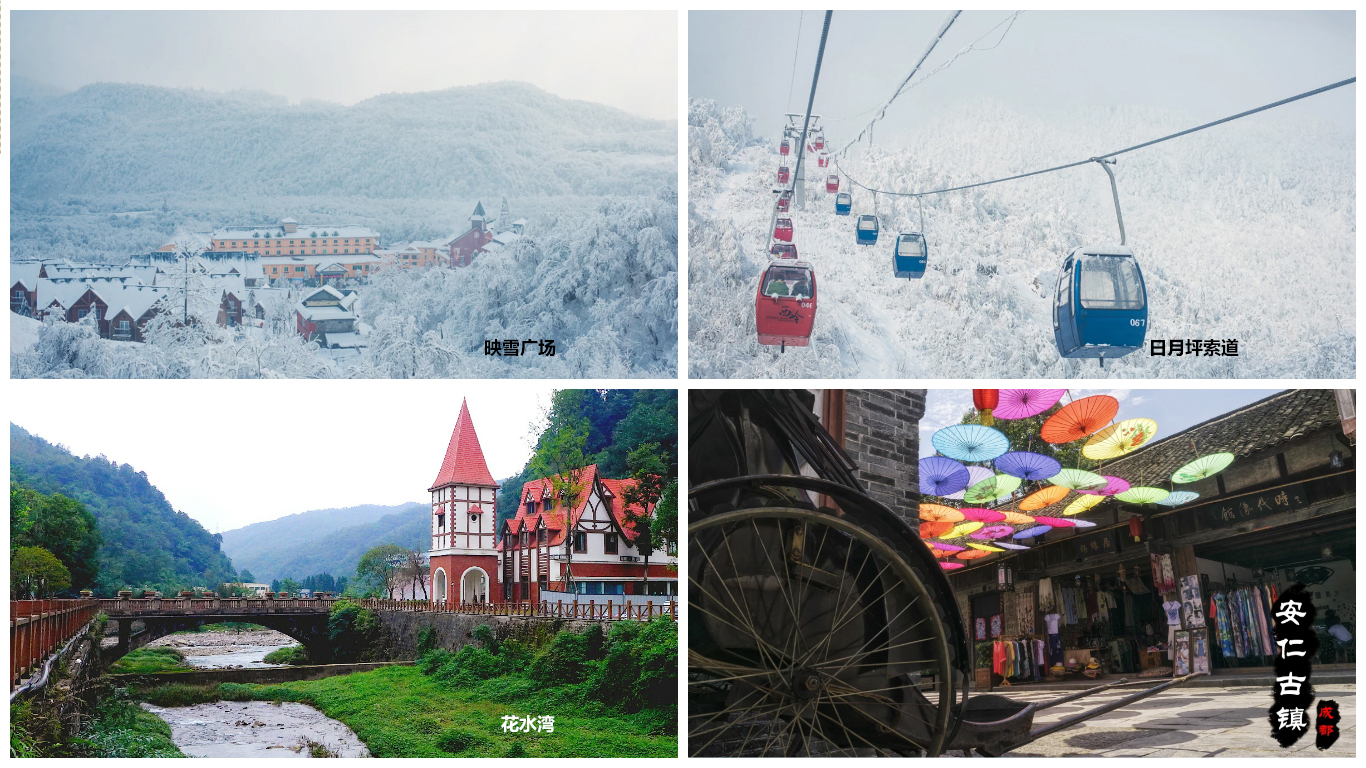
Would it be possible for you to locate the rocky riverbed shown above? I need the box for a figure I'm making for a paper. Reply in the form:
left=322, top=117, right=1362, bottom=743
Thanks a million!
left=146, top=628, right=298, bottom=669
left=143, top=700, right=369, bottom=757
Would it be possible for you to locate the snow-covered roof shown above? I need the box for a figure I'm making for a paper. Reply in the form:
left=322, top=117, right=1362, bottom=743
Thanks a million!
left=212, top=223, right=379, bottom=240
left=297, top=304, right=356, bottom=322
left=10, top=262, right=42, bottom=289
left=321, top=331, right=365, bottom=348
left=105, top=285, right=168, bottom=321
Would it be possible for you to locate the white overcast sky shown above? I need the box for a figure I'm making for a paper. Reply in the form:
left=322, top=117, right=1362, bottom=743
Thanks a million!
left=920, top=388, right=1286, bottom=458
left=691, top=10, right=1354, bottom=145
left=13, top=10, right=677, bottom=120
left=9, top=381, right=574, bottom=534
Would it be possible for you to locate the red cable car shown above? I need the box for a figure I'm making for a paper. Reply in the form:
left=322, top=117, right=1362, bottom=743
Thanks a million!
left=780, top=139, right=790, bottom=157
left=817, top=153, right=830, bottom=168
left=826, top=174, right=840, bottom=193
left=755, top=261, right=817, bottom=351
left=777, top=166, right=790, bottom=184
left=770, top=241, right=798, bottom=259
left=776, top=190, right=791, bottom=212
left=813, top=135, right=825, bottom=150
left=773, top=217, right=793, bottom=242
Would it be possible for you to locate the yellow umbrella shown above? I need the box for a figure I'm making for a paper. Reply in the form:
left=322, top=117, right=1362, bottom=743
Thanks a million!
left=967, top=542, right=1005, bottom=552
left=1062, top=494, right=1105, bottom=516
left=1083, top=418, right=1158, bottom=460
left=942, top=521, right=984, bottom=539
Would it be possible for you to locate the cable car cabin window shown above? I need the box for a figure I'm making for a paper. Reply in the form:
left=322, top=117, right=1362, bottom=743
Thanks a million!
left=1056, top=262, right=1072, bottom=309
left=896, top=235, right=925, bottom=259
left=857, top=217, right=878, bottom=232
left=762, top=267, right=815, bottom=300
left=836, top=194, right=851, bottom=206
left=1078, top=254, right=1145, bottom=310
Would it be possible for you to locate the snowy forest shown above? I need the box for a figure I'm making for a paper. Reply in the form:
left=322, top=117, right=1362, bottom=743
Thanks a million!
left=688, top=98, right=1355, bottom=378
left=11, top=80, right=678, bottom=378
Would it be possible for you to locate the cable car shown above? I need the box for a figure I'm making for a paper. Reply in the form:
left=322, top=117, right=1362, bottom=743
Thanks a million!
left=1053, top=246, right=1148, bottom=363
left=776, top=190, right=791, bottom=212
left=826, top=174, right=839, bottom=193
left=773, top=217, right=794, bottom=242
left=755, top=260, right=816, bottom=351
left=777, top=166, right=789, bottom=185
left=817, top=153, right=830, bottom=168
left=894, top=232, right=928, bottom=279
left=835, top=193, right=852, bottom=215
left=780, top=139, right=789, bottom=157
left=856, top=214, right=879, bottom=245
left=769, top=242, right=798, bottom=259
left=813, top=134, right=825, bottom=150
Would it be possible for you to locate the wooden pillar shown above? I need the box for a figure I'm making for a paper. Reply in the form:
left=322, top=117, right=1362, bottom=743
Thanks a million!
left=1172, top=545, right=1198, bottom=580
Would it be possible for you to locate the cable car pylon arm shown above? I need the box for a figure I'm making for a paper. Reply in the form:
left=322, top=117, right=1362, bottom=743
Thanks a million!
left=1092, top=157, right=1125, bottom=245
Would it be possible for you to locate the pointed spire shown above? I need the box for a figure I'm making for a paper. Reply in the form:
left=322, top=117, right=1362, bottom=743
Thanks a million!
left=429, top=399, right=500, bottom=490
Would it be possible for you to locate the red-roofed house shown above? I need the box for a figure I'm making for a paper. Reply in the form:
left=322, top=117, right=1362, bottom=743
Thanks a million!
left=427, top=399, right=501, bottom=606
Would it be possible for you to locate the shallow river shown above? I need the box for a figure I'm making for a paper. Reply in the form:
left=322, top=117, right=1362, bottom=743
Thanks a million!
left=146, top=628, right=295, bottom=669
left=143, top=701, right=369, bottom=757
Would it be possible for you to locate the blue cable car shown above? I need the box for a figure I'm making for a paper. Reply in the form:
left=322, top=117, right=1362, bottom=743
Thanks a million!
left=1053, top=246, right=1148, bottom=364
left=856, top=214, right=879, bottom=245
left=893, top=232, right=927, bottom=278
left=835, top=193, right=851, bottom=215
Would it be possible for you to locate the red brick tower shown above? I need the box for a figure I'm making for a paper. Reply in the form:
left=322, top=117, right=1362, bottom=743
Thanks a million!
left=427, top=399, right=502, bottom=605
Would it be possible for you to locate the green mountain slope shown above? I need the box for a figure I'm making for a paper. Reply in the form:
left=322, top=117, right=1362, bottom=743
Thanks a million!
left=222, top=503, right=426, bottom=583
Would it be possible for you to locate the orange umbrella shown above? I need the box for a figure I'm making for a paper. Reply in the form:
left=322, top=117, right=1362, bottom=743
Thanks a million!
left=920, top=521, right=954, bottom=539
left=956, top=549, right=991, bottom=560
left=919, top=504, right=965, bottom=523
left=1040, top=395, right=1119, bottom=444
left=999, top=510, right=1037, bottom=525
left=1019, top=486, right=1069, bottom=511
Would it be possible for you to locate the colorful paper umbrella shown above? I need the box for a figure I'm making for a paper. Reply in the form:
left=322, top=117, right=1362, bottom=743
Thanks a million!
left=967, top=542, right=1006, bottom=552
left=1049, top=468, right=1107, bottom=491
left=960, top=507, right=1006, bottom=523
left=963, top=474, right=1022, bottom=503
left=920, top=521, right=955, bottom=539
left=1040, top=395, right=1119, bottom=443
left=931, top=424, right=1010, bottom=462
left=1031, top=516, right=1076, bottom=528
left=919, top=504, right=965, bottom=523
left=1062, top=494, right=1105, bottom=516
left=943, top=521, right=984, bottom=539
left=919, top=456, right=971, bottom=496
left=945, top=466, right=995, bottom=500
left=941, top=562, right=965, bottom=571
left=928, top=542, right=966, bottom=553
left=1070, top=518, right=1098, bottom=528
left=1115, top=487, right=1171, bottom=504
left=930, top=548, right=954, bottom=558
left=1013, top=525, right=1052, bottom=539
left=1077, top=476, right=1131, bottom=496
left=956, top=549, right=991, bottom=560
left=995, top=451, right=1063, bottom=481
left=1020, top=486, right=1070, bottom=511
left=1082, top=418, right=1159, bottom=460
left=971, top=524, right=1016, bottom=540
left=1172, top=453, right=1235, bottom=483
left=995, top=541, right=1031, bottom=550
left=995, top=389, right=1067, bottom=420
left=1156, top=491, right=1200, bottom=507
left=999, top=510, right=1037, bottom=525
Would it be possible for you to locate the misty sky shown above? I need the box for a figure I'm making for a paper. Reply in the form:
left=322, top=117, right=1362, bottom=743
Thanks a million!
left=9, top=381, right=571, bottom=534
left=13, top=10, right=677, bottom=120
left=691, top=10, right=1354, bottom=146
left=920, top=388, right=1286, bottom=458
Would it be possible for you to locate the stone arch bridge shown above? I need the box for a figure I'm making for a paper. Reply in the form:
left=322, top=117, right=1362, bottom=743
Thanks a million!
left=99, top=597, right=338, bottom=664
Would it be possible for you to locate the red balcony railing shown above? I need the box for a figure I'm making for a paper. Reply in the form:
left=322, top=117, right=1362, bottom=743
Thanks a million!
left=358, top=597, right=676, bottom=622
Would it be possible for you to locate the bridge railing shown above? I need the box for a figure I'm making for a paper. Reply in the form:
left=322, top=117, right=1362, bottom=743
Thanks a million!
left=358, top=598, right=677, bottom=622
left=97, top=597, right=337, bottom=616
left=11, top=599, right=99, bottom=691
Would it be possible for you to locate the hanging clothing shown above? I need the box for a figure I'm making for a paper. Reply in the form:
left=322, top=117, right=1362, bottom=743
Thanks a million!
left=1038, top=577, right=1054, bottom=611
left=1018, top=591, right=1035, bottom=636
left=1086, top=587, right=1099, bottom=623
left=1211, top=593, right=1235, bottom=657
left=993, top=641, right=1006, bottom=675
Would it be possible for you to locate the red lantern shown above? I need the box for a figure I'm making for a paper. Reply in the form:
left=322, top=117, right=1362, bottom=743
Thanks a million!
left=1128, top=515, right=1143, bottom=542
left=973, top=389, right=1000, bottom=427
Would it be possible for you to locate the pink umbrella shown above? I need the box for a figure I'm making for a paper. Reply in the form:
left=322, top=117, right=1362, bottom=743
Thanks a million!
left=971, top=524, right=1016, bottom=540
left=1077, top=476, right=1132, bottom=496
left=1031, top=515, right=1076, bottom=528
left=960, top=507, right=1006, bottom=523
left=995, top=389, right=1068, bottom=420
left=928, top=542, right=966, bottom=552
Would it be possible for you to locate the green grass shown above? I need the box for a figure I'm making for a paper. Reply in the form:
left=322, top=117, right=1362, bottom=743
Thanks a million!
left=108, top=647, right=192, bottom=675
left=75, top=694, right=185, bottom=758
left=262, top=645, right=310, bottom=665
left=133, top=666, right=675, bottom=758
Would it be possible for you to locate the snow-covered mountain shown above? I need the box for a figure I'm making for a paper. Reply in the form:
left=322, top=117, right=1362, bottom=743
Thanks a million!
left=688, top=99, right=1354, bottom=378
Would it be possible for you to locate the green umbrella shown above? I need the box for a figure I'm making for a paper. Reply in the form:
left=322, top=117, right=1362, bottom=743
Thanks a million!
left=1172, top=453, right=1235, bottom=484
left=1048, top=468, right=1107, bottom=491
left=1115, top=486, right=1170, bottom=504
left=962, top=474, right=1022, bottom=503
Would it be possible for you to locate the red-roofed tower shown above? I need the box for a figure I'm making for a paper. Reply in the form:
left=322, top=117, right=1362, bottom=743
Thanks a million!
left=428, top=399, right=502, bottom=605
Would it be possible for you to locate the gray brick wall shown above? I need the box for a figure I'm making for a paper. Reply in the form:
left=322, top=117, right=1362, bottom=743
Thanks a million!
left=842, top=390, right=926, bottom=526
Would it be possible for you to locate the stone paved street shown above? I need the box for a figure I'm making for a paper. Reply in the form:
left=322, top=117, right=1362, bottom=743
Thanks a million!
left=996, top=684, right=1355, bottom=757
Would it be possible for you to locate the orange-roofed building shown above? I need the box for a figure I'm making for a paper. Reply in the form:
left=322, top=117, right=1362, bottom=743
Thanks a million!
left=427, top=399, right=501, bottom=606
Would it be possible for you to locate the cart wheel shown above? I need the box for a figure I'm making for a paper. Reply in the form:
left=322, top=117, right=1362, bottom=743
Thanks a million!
left=689, top=506, right=954, bottom=757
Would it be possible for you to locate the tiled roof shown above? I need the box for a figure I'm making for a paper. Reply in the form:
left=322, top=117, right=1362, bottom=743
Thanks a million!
left=429, top=399, right=500, bottom=490
left=512, top=465, right=648, bottom=541
left=1103, top=390, right=1341, bottom=482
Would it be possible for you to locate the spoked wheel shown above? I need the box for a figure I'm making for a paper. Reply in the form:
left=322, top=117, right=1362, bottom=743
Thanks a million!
left=689, top=506, right=954, bottom=757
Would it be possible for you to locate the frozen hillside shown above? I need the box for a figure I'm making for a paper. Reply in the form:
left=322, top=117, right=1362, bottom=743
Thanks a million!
left=688, top=99, right=1355, bottom=378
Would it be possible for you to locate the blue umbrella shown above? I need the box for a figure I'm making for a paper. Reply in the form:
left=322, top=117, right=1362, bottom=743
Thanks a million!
left=996, top=541, right=1031, bottom=550
left=1013, top=524, right=1053, bottom=539
left=994, top=451, right=1063, bottom=481
left=1156, top=491, right=1200, bottom=507
left=932, top=424, right=1010, bottom=463
left=945, top=466, right=995, bottom=500
left=919, top=456, right=971, bottom=496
